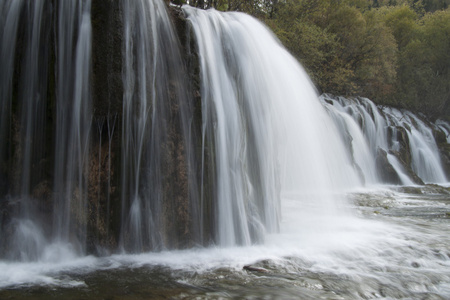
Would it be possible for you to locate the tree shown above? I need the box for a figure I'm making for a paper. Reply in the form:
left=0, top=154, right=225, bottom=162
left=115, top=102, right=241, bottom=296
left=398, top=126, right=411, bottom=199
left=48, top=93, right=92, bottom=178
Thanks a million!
left=355, top=9, right=397, bottom=101
left=415, top=9, right=450, bottom=118
left=382, top=5, right=419, bottom=50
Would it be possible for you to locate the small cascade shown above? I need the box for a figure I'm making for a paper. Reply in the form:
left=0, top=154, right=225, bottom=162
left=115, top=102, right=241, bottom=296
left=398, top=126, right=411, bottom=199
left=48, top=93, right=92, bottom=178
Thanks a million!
left=403, top=114, right=447, bottom=183
left=322, top=95, right=449, bottom=185
left=383, top=107, right=447, bottom=183
left=325, top=98, right=379, bottom=184
left=386, top=154, right=415, bottom=185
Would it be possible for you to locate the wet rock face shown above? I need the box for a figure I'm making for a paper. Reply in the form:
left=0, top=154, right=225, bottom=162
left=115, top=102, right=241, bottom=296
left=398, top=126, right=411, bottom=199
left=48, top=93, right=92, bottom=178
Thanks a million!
left=389, top=150, right=425, bottom=185
left=85, top=133, right=119, bottom=254
left=88, top=0, right=124, bottom=253
left=395, top=126, right=412, bottom=167
left=376, top=148, right=402, bottom=185
left=440, top=147, right=450, bottom=179
left=388, top=127, right=424, bottom=184
left=434, top=129, right=450, bottom=179
left=91, top=0, right=124, bottom=118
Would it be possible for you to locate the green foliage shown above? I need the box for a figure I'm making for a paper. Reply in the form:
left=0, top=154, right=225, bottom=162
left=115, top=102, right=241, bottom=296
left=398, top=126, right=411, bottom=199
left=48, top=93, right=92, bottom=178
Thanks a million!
left=187, top=0, right=276, bottom=16
left=422, top=0, right=450, bottom=11
left=264, top=0, right=450, bottom=120
left=355, top=9, right=398, bottom=100
left=265, top=0, right=398, bottom=99
left=396, top=9, right=450, bottom=119
left=382, top=5, right=419, bottom=49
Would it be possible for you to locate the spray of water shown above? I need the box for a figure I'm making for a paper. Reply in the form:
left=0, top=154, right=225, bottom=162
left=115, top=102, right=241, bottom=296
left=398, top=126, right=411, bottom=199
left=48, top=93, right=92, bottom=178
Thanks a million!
left=0, top=5, right=449, bottom=296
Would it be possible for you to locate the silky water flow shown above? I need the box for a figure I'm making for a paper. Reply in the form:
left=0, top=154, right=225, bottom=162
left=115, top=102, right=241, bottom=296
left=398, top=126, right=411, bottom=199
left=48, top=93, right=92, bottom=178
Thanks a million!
left=0, top=2, right=449, bottom=299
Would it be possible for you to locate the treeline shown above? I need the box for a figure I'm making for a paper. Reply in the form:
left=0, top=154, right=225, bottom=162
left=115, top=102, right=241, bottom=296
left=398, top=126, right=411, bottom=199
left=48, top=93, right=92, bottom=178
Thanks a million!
left=184, top=0, right=450, bottom=121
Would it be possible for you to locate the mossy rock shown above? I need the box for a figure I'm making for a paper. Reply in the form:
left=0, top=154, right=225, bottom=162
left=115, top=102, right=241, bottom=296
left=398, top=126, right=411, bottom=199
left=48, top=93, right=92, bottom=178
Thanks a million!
left=433, top=128, right=448, bottom=145
left=396, top=186, right=423, bottom=194
left=424, top=184, right=450, bottom=194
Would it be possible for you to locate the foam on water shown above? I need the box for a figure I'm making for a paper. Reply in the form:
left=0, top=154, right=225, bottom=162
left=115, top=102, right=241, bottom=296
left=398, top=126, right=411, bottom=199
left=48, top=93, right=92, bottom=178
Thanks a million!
left=1, top=188, right=448, bottom=299
left=0, top=3, right=449, bottom=298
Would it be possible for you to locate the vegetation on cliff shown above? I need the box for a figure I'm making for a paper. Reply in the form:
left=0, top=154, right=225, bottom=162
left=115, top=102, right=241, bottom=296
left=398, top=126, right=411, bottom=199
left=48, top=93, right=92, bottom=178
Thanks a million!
left=184, top=0, right=450, bottom=121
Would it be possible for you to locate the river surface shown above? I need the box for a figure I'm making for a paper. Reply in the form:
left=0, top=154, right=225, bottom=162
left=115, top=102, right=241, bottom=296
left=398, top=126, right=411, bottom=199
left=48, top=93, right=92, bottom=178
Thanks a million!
left=0, top=185, right=449, bottom=299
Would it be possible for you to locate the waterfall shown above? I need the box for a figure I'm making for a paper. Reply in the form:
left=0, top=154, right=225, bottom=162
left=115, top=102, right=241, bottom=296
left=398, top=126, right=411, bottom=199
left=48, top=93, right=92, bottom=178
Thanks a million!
left=121, top=0, right=163, bottom=252
left=184, top=7, right=361, bottom=246
left=0, top=0, right=92, bottom=260
left=0, top=1, right=449, bottom=262
left=322, top=95, right=448, bottom=185
left=0, top=0, right=52, bottom=261
left=402, top=114, right=447, bottom=183
left=120, top=0, right=200, bottom=251
left=0, top=0, right=24, bottom=182
left=52, top=0, right=92, bottom=255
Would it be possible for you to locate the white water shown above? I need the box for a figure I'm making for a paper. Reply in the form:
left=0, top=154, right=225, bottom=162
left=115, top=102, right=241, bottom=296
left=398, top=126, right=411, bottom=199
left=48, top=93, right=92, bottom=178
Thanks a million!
left=1, top=187, right=449, bottom=299
left=323, top=95, right=449, bottom=185
left=0, top=3, right=449, bottom=298
left=0, top=0, right=52, bottom=261
left=406, top=114, right=447, bottom=183
left=185, top=7, right=360, bottom=246
left=386, top=153, right=415, bottom=185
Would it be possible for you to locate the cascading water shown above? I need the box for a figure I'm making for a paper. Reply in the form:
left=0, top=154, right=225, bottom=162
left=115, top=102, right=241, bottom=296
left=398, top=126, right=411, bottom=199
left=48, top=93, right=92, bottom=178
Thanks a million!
left=0, top=0, right=24, bottom=184
left=120, top=0, right=202, bottom=251
left=120, top=0, right=172, bottom=252
left=0, top=0, right=52, bottom=261
left=184, top=7, right=363, bottom=246
left=52, top=0, right=92, bottom=256
left=0, top=0, right=92, bottom=260
left=323, top=95, right=448, bottom=185
left=0, top=0, right=448, bottom=259
left=400, top=113, right=447, bottom=183
left=0, top=2, right=450, bottom=298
